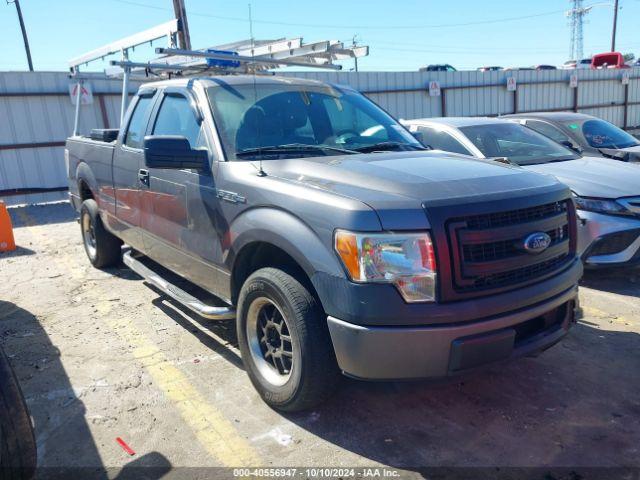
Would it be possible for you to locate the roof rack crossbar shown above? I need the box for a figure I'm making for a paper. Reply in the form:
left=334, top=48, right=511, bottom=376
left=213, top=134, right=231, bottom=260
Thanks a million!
left=155, top=47, right=342, bottom=70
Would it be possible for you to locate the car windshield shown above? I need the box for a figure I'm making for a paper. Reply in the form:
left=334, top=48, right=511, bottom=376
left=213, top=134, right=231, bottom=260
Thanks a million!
left=459, top=122, right=579, bottom=165
left=566, top=119, right=640, bottom=149
left=206, top=82, right=423, bottom=160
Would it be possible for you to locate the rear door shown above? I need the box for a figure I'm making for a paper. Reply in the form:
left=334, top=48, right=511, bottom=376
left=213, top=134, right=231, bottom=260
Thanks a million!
left=140, top=87, right=228, bottom=295
left=111, top=89, right=157, bottom=250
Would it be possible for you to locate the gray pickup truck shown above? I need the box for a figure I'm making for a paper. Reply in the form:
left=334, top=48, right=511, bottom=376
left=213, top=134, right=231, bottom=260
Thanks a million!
left=67, top=75, right=582, bottom=411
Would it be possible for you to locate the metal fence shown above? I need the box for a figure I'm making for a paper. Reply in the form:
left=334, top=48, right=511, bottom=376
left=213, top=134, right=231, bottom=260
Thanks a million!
left=1, top=68, right=639, bottom=205
left=0, top=72, right=143, bottom=205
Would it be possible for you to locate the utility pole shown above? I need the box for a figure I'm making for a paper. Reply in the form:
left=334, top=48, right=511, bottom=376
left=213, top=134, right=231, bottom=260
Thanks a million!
left=352, top=35, right=359, bottom=72
left=7, top=0, right=33, bottom=71
left=611, top=0, right=619, bottom=52
left=172, top=0, right=192, bottom=50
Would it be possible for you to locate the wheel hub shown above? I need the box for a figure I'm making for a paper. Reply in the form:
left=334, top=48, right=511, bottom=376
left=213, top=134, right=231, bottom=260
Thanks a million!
left=246, top=297, right=294, bottom=386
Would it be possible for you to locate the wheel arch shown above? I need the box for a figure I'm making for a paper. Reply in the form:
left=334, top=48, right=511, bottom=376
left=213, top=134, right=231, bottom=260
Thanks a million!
left=76, top=162, right=99, bottom=201
left=227, top=207, right=345, bottom=306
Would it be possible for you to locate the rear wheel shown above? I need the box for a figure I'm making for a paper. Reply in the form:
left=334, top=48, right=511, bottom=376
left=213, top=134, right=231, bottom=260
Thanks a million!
left=0, top=346, right=36, bottom=480
left=237, top=268, right=340, bottom=412
left=80, top=199, right=121, bottom=268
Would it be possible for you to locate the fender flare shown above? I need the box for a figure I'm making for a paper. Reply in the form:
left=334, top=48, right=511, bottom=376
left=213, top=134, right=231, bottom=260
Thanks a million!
left=75, top=162, right=99, bottom=199
left=226, top=206, right=346, bottom=282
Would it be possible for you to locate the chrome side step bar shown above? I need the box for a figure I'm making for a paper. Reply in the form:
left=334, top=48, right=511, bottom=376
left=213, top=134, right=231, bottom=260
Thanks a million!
left=123, top=251, right=236, bottom=320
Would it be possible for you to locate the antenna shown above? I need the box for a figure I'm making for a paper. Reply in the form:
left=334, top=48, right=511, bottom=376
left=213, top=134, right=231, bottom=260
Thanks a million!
left=248, top=3, right=266, bottom=177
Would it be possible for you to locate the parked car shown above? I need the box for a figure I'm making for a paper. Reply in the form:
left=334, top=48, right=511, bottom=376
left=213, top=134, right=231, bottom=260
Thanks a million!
left=419, top=64, right=456, bottom=72
left=561, top=59, right=591, bottom=69
left=67, top=76, right=582, bottom=411
left=477, top=66, right=502, bottom=72
left=505, top=112, right=640, bottom=162
left=591, top=52, right=630, bottom=69
left=535, top=65, right=557, bottom=70
left=403, top=117, right=640, bottom=267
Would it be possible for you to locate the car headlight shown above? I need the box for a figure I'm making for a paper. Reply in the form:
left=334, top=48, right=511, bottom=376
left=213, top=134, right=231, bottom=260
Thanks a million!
left=572, top=195, right=631, bottom=216
left=334, top=230, right=436, bottom=303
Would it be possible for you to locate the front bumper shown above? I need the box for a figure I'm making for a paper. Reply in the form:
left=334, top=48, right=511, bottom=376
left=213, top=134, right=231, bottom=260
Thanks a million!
left=577, top=210, right=640, bottom=266
left=327, top=286, right=578, bottom=380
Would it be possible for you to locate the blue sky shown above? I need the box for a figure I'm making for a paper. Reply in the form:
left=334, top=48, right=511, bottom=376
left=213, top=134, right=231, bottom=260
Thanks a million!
left=2, top=0, right=640, bottom=72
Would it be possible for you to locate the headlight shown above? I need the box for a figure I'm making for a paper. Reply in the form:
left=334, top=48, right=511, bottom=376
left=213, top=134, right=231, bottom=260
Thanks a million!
left=572, top=195, right=631, bottom=216
left=334, top=230, right=436, bottom=303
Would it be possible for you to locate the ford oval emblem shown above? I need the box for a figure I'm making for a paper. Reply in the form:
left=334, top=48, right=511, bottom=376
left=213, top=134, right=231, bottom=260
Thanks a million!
left=523, top=232, right=552, bottom=254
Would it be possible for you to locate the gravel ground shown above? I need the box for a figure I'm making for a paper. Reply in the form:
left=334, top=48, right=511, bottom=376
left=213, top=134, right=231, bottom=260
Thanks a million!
left=1, top=202, right=639, bottom=479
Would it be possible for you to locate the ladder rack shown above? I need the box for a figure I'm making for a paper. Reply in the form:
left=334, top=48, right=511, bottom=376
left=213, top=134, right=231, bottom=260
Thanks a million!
left=68, top=22, right=369, bottom=135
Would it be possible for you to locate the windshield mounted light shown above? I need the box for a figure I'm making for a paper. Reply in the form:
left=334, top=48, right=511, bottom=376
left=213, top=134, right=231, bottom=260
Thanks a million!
left=334, top=230, right=437, bottom=303
left=572, top=194, right=632, bottom=216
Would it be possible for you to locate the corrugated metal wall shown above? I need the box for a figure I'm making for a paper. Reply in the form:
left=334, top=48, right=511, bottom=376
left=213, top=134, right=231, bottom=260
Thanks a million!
left=0, top=72, right=143, bottom=206
left=1, top=69, right=638, bottom=205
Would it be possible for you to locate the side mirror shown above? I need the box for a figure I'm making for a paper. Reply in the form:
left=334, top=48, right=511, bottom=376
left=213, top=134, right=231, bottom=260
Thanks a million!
left=143, top=136, right=208, bottom=170
left=560, top=140, right=582, bottom=154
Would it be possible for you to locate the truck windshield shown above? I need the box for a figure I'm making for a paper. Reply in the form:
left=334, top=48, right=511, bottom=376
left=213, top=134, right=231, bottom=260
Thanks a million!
left=459, top=123, right=579, bottom=165
left=566, top=119, right=640, bottom=149
left=206, top=82, right=423, bottom=160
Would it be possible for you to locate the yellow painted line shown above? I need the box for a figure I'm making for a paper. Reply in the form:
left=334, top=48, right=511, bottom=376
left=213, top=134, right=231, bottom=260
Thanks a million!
left=17, top=210, right=261, bottom=466
left=581, top=306, right=636, bottom=326
left=96, top=301, right=261, bottom=466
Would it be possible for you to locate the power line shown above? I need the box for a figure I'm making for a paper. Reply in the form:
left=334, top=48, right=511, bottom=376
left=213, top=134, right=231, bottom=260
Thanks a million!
left=110, top=0, right=566, bottom=30
left=7, top=0, right=33, bottom=71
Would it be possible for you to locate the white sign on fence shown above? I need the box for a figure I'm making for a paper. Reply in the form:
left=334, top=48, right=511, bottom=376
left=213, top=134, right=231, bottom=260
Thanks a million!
left=69, top=82, right=93, bottom=105
left=506, top=77, right=517, bottom=92
left=428, top=80, right=441, bottom=97
left=622, top=72, right=630, bottom=85
left=569, top=74, right=578, bottom=88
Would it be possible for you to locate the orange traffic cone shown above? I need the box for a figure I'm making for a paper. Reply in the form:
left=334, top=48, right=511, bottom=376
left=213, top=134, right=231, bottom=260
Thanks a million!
left=0, top=201, right=16, bottom=253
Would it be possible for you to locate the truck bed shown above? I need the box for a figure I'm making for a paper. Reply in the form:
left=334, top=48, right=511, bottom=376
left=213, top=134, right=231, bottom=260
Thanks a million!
left=66, top=135, right=117, bottom=211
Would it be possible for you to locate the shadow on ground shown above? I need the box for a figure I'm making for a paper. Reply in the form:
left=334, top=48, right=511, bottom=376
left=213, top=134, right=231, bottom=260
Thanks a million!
left=8, top=202, right=75, bottom=228
left=153, top=281, right=640, bottom=472
left=0, top=301, right=172, bottom=480
left=581, top=268, right=640, bottom=297
left=283, top=322, right=639, bottom=470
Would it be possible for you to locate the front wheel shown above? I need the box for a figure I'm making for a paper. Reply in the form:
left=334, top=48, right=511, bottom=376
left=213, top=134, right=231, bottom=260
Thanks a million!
left=237, top=268, right=340, bottom=412
left=80, top=199, right=122, bottom=268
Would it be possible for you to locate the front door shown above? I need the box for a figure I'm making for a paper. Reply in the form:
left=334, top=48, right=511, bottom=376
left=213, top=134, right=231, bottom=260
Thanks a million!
left=140, top=89, right=228, bottom=297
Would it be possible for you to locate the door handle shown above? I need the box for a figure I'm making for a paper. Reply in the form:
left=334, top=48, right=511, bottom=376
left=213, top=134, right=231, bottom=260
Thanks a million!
left=138, top=169, right=149, bottom=186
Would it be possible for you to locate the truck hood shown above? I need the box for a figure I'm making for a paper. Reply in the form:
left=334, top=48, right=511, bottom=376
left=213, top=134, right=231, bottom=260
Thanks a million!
left=524, top=156, right=640, bottom=198
left=265, top=150, right=565, bottom=212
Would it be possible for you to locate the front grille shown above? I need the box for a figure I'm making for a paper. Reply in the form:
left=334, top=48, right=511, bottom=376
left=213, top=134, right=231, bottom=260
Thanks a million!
left=463, top=225, right=569, bottom=262
left=447, top=200, right=574, bottom=296
left=461, top=202, right=566, bottom=229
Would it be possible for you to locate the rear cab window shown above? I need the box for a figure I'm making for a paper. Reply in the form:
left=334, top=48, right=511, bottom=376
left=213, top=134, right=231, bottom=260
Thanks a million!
left=124, top=95, right=154, bottom=149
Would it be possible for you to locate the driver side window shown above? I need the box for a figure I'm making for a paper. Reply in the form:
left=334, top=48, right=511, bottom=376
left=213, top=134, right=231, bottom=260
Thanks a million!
left=153, top=94, right=204, bottom=149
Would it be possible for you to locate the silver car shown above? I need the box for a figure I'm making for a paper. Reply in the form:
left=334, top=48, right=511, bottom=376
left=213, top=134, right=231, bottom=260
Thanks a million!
left=403, top=117, right=640, bottom=268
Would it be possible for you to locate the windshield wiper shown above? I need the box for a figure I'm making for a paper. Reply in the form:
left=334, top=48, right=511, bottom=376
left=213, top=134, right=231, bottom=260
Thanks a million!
left=352, top=141, right=428, bottom=153
left=236, top=143, right=358, bottom=158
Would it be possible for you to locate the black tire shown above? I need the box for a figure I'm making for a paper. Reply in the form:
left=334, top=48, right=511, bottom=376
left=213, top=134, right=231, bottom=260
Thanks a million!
left=237, top=268, right=341, bottom=412
left=80, top=199, right=121, bottom=268
left=0, top=346, right=37, bottom=480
